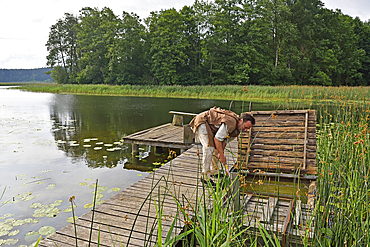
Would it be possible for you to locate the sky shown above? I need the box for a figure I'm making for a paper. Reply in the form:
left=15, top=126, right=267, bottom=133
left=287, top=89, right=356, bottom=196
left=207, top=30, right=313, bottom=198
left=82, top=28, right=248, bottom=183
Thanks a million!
left=0, top=0, right=369, bottom=70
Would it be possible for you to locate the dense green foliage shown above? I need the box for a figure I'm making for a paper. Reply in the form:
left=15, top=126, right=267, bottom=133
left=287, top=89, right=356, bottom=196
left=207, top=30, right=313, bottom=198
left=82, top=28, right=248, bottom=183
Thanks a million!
left=0, top=68, right=52, bottom=82
left=46, top=0, right=370, bottom=86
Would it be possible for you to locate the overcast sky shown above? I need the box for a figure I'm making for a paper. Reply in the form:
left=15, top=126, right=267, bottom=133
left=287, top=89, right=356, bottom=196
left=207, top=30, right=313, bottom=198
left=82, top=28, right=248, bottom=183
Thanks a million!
left=0, top=0, right=369, bottom=70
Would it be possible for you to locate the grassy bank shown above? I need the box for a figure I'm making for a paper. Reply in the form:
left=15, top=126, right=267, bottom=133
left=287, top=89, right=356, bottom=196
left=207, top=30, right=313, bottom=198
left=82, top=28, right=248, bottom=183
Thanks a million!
left=14, top=83, right=370, bottom=103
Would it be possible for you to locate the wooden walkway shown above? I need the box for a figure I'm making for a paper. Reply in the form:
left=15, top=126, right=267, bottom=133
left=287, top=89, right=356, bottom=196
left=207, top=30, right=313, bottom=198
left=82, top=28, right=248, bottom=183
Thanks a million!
left=39, top=140, right=238, bottom=246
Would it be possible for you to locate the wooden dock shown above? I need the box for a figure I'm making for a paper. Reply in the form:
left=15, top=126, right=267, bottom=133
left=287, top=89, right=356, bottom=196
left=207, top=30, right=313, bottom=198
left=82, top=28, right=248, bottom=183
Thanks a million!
left=39, top=109, right=318, bottom=246
left=39, top=139, right=238, bottom=246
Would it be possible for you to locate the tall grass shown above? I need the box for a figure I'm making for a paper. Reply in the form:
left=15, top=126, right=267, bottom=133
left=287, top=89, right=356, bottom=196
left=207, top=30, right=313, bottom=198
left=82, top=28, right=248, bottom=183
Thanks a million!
left=13, top=84, right=370, bottom=103
left=314, top=100, right=370, bottom=246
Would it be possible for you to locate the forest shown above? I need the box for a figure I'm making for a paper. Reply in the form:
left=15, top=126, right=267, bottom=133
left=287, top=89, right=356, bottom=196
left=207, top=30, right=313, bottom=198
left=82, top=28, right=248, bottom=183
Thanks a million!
left=0, top=68, right=52, bottom=82
left=45, top=0, right=370, bottom=86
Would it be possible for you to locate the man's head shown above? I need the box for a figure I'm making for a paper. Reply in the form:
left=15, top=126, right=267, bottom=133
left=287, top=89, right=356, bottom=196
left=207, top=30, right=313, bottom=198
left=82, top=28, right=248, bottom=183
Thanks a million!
left=238, top=113, right=255, bottom=132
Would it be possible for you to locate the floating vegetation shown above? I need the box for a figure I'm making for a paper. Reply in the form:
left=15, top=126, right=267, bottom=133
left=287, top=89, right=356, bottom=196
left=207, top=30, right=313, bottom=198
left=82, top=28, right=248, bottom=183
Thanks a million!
left=104, top=143, right=113, bottom=147
left=97, top=186, right=108, bottom=193
left=63, top=205, right=76, bottom=213
left=111, top=187, right=120, bottom=192
left=113, top=142, right=121, bottom=145
left=95, top=142, right=104, bottom=145
left=30, top=203, right=42, bottom=209
left=94, top=147, right=102, bottom=150
left=46, top=184, right=56, bottom=190
left=41, top=170, right=52, bottom=173
left=0, top=239, right=19, bottom=245
left=137, top=174, right=143, bottom=176
left=24, top=218, right=39, bottom=224
left=106, top=148, right=115, bottom=152
left=25, top=231, right=38, bottom=236
left=90, top=138, right=98, bottom=141
left=12, top=220, right=25, bottom=226
left=8, top=229, right=20, bottom=236
left=4, top=213, right=14, bottom=218
left=83, top=144, right=91, bottom=148
left=67, top=216, right=78, bottom=223
left=84, top=203, right=93, bottom=209
left=83, top=139, right=91, bottom=142
left=86, top=178, right=92, bottom=181
left=78, top=182, right=88, bottom=186
left=38, top=226, right=55, bottom=236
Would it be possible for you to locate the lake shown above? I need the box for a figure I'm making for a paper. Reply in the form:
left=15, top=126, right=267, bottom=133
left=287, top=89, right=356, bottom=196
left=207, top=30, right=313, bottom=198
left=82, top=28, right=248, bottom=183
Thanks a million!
left=0, top=86, right=311, bottom=245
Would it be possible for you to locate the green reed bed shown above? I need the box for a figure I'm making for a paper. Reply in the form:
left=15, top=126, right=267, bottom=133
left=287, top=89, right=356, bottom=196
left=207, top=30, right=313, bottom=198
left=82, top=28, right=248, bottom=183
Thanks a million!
left=14, top=84, right=370, bottom=103
left=315, top=100, right=370, bottom=246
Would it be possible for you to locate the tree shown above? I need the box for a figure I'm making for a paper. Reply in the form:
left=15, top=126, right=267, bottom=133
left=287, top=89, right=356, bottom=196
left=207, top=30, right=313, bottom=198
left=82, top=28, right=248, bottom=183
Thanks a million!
left=46, top=13, right=79, bottom=84
left=146, top=9, right=190, bottom=85
left=76, top=7, right=119, bottom=84
left=106, top=11, right=148, bottom=85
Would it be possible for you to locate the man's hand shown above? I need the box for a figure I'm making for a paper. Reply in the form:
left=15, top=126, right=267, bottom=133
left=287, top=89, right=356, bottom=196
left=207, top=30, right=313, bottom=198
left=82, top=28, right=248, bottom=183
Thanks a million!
left=214, top=137, right=227, bottom=164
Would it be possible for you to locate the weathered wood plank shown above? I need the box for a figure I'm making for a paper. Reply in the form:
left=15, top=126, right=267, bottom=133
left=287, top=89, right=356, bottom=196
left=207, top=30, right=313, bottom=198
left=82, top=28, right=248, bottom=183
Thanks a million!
left=260, top=197, right=278, bottom=222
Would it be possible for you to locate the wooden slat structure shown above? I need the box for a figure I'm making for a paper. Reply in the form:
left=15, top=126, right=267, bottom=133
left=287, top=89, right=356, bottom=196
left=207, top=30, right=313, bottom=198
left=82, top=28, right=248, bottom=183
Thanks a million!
left=238, top=110, right=317, bottom=175
left=234, top=110, right=317, bottom=246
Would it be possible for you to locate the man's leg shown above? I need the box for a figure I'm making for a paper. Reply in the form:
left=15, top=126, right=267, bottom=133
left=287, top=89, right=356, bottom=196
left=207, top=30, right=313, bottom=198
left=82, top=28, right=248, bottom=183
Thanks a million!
left=196, top=124, right=214, bottom=176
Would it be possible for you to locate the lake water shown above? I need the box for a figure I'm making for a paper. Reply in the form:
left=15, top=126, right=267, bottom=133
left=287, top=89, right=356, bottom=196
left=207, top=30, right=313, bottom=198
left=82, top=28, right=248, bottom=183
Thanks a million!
left=0, top=86, right=311, bottom=245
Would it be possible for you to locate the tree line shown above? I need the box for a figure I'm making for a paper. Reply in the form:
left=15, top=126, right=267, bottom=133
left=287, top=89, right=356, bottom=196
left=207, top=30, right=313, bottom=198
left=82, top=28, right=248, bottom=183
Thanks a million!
left=46, top=0, right=370, bottom=86
left=0, top=68, right=52, bottom=82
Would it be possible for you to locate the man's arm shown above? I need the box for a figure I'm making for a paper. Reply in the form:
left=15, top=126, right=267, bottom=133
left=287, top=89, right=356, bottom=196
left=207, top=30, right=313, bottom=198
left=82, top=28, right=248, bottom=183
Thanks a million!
left=214, top=137, right=227, bottom=164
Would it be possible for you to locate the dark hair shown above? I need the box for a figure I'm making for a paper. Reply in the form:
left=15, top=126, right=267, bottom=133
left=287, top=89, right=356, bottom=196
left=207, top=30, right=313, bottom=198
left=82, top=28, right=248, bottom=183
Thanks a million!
left=242, top=113, right=255, bottom=125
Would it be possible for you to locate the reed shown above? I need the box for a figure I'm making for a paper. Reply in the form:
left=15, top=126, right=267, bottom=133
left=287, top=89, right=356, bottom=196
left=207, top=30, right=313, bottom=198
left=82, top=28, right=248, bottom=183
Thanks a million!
left=14, top=84, right=370, bottom=103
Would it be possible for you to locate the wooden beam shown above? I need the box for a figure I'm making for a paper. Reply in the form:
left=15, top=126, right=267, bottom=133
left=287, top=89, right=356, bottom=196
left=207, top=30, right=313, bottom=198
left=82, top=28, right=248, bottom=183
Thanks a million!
left=260, top=197, right=277, bottom=223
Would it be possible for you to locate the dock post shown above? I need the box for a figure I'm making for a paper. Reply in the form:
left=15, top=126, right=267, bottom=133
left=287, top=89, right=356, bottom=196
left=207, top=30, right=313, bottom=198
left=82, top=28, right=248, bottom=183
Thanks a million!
left=132, top=144, right=139, bottom=156
left=172, top=114, right=183, bottom=126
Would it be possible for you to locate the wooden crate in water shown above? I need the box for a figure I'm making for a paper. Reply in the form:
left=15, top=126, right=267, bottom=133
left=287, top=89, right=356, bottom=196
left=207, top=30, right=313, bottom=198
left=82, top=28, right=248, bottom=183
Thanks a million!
left=233, top=110, right=317, bottom=246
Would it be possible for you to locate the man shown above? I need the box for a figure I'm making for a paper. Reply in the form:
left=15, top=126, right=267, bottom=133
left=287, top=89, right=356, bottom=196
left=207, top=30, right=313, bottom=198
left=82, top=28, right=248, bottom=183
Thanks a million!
left=189, top=106, right=255, bottom=177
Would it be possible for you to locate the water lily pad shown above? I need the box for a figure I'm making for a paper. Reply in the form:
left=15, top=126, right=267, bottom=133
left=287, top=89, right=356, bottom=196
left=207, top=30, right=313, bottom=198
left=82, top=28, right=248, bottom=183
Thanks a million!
left=4, top=219, right=14, bottom=224
left=26, top=231, right=38, bottom=236
left=22, top=195, right=36, bottom=201
left=30, top=202, right=41, bottom=208
left=0, top=223, right=13, bottom=231
left=24, top=218, right=39, bottom=224
left=46, top=184, right=56, bottom=189
left=137, top=174, right=143, bottom=176
left=79, top=182, right=88, bottom=186
left=67, top=216, right=78, bottom=223
left=86, top=178, right=92, bottom=181
left=0, top=230, right=9, bottom=237
left=32, top=176, right=42, bottom=179
left=89, top=183, right=99, bottom=189
left=4, top=213, right=14, bottom=218
left=2, top=239, right=18, bottom=244
left=36, top=181, right=44, bottom=185
left=8, top=229, right=19, bottom=236
left=42, top=170, right=52, bottom=173
left=97, top=186, right=108, bottom=193
left=16, top=174, right=27, bottom=178
left=94, top=147, right=102, bottom=150
left=84, top=203, right=93, bottom=209
left=12, top=220, right=25, bottom=226
left=33, top=212, right=46, bottom=218
left=111, top=187, right=120, bottom=192
left=46, top=208, right=60, bottom=217
left=38, top=226, right=55, bottom=235
left=93, top=193, right=104, bottom=200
